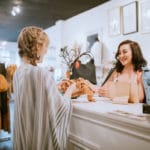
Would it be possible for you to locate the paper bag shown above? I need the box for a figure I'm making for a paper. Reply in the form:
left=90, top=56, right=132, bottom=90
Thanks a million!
left=129, top=82, right=139, bottom=103
left=108, top=81, right=139, bottom=103
left=108, top=81, right=130, bottom=104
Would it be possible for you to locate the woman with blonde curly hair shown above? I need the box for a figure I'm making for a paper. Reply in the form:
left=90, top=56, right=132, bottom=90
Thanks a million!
left=13, top=26, right=75, bottom=150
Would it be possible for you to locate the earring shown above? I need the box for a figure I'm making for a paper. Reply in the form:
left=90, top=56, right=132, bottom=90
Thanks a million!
left=37, top=55, right=40, bottom=60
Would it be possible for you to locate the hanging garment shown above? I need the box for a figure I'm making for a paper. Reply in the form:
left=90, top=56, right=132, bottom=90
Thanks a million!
left=0, top=74, right=9, bottom=92
left=13, top=63, right=72, bottom=150
left=0, top=63, right=10, bottom=132
left=6, top=64, right=17, bottom=93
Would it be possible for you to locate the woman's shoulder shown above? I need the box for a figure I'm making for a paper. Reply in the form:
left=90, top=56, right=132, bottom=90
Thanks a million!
left=35, top=66, right=53, bottom=78
left=16, top=64, right=52, bottom=77
left=101, top=68, right=117, bottom=85
left=108, top=69, right=118, bottom=77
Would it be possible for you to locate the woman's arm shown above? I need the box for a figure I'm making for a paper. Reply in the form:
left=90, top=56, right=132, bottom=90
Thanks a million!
left=64, top=83, right=76, bottom=98
left=98, top=71, right=116, bottom=97
left=137, top=71, right=145, bottom=103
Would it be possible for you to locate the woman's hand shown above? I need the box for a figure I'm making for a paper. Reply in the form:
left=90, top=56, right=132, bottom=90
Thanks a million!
left=57, top=79, right=72, bottom=93
left=64, top=83, right=77, bottom=98
left=98, top=87, right=108, bottom=97
left=98, top=86, right=110, bottom=97
left=84, top=79, right=99, bottom=92
left=84, top=80, right=111, bottom=97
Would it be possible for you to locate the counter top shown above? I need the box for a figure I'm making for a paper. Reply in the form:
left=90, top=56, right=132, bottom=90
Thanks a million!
left=68, top=96, right=150, bottom=150
left=72, top=95, right=150, bottom=126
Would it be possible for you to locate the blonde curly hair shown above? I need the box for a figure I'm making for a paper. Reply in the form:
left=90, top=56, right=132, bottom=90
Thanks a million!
left=18, top=26, right=49, bottom=66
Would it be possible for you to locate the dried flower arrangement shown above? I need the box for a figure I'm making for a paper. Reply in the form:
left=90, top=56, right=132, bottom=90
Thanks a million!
left=59, top=46, right=81, bottom=70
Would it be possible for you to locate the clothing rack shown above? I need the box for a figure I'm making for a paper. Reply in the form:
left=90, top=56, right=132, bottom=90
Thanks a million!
left=0, top=63, right=11, bottom=143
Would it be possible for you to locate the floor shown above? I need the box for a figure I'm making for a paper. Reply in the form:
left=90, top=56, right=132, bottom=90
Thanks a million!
left=0, top=101, right=14, bottom=150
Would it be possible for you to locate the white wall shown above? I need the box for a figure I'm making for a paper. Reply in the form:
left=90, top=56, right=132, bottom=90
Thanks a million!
left=46, top=0, right=150, bottom=67
left=0, top=41, right=20, bottom=66
left=45, top=20, right=65, bottom=66
left=1, top=0, right=150, bottom=69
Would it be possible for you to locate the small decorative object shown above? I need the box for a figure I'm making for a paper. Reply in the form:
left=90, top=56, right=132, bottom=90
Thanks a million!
left=108, top=7, right=121, bottom=36
left=122, top=1, right=138, bottom=34
left=139, top=0, right=150, bottom=33
left=66, top=70, right=71, bottom=79
left=60, top=46, right=81, bottom=77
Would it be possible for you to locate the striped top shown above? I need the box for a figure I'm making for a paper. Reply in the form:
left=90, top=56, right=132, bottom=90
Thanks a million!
left=13, top=63, right=72, bottom=150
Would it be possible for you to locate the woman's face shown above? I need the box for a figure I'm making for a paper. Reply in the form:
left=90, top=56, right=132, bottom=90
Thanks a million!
left=117, top=44, right=132, bottom=66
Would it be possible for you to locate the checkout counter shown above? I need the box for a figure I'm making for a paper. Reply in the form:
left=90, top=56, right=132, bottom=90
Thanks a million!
left=67, top=96, right=150, bottom=150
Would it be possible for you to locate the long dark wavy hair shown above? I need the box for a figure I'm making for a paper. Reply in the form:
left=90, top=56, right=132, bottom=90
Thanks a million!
left=114, top=40, right=147, bottom=72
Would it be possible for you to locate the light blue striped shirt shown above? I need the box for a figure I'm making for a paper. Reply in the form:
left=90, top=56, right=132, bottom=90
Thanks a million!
left=13, top=63, right=71, bottom=150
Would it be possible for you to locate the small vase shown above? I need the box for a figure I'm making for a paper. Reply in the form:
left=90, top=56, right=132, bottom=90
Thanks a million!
left=66, top=70, right=71, bottom=79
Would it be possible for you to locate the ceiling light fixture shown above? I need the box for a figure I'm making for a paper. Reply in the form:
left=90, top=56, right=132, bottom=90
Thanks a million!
left=11, top=5, right=21, bottom=16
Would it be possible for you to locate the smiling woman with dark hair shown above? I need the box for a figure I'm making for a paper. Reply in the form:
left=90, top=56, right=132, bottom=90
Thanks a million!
left=115, top=40, right=147, bottom=72
left=98, top=40, right=147, bottom=103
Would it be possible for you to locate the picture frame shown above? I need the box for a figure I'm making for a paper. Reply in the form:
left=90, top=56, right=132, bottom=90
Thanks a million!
left=108, top=7, right=121, bottom=36
left=87, top=33, right=98, bottom=50
left=139, top=0, right=150, bottom=33
left=86, top=28, right=103, bottom=51
left=122, top=1, right=138, bottom=35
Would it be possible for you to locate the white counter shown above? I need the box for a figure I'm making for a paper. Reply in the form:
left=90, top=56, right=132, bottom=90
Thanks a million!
left=68, top=96, right=150, bottom=150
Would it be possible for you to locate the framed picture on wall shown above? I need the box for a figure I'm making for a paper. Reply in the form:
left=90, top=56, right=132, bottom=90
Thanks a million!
left=122, top=1, right=138, bottom=35
left=108, top=7, right=121, bottom=36
left=139, top=0, right=150, bottom=33
left=86, top=28, right=103, bottom=51
left=87, top=33, right=98, bottom=50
